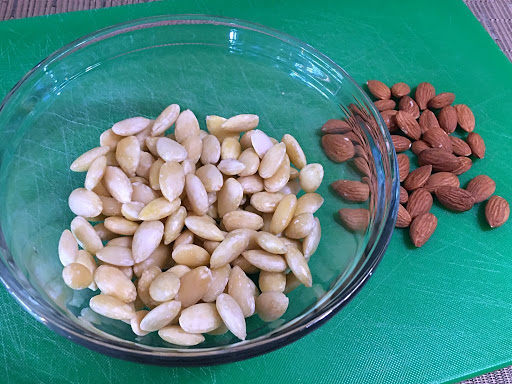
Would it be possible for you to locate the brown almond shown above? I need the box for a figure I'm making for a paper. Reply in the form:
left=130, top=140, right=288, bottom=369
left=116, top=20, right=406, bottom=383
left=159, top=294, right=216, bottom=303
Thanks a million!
left=398, top=96, right=420, bottom=119
left=399, top=186, right=409, bottom=204
left=397, top=153, right=410, bottom=182
left=485, top=196, right=510, bottom=228
left=438, top=106, right=457, bottom=134
left=352, top=157, right=371, bottom=177
left=391, top=82, right=410, bottom=98
left=338, top=208, right=370, bottom=232
left=453, top=157, right=472, bottom=175
left=423, top=127, right=453, bottom=153
left=403, top=165, right=432, bottom=191
left=396, top=204, right=411, bottom=228
left=454, top=104, right=475, bottom=132
left=406, top=188, right=433, bottom=219
left=428, top=92, right=455, bottom=109
left=381, top=110, right=398, bottom=132
left=374, top=99, right=396, bottom=111
left=410, top=213, right=437, bottom=247
left=415, top=82, right=436, bottom=110
left=435, top=186, right=475, bottom=212
left=321, top=134, right=355, bottom=163
left=321, top=119, right=352, bottom=134
left=331, top=180, right=370, bottom=202
left=411, top=140, right=430, bottom=156
left=450, top=136, right=472, bottom=156
left=395, top=111, right=421, bottom=140
left=391, top=135, right=412, bottom=153
left=418, top=110, right=440, bottom=131
left=466, top=175, right=496, bottom=203
left=467, top=132, right=485, bottom=159
left=367, top=80, right=391, bottom=100
left=424, top=172, right=460, bottom=193
left=418, top=148, right=461, bottom=172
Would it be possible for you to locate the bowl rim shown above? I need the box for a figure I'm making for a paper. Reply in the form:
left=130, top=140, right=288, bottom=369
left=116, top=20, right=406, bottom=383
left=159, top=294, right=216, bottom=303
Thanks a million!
left=0, top=14, right=399, bottom=366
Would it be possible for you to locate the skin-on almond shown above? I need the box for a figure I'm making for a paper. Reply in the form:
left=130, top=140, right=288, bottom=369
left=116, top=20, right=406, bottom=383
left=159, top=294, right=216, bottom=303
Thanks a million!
left=367, top=80, right=391, bottom=100
left=338, top=208, right=370, bottom=232
left=423, top=127, right=453, bottom=153
left=331, top=179, right=370, bottom=202
left=400, top=186, right=409, bottom=204
left=418, top=109, right=440, bottom=131
left=454, top=104, right=475, bottom=132
left=485, top=196, right=510, bottom=228
left=321, top=119, right=352, bottom=134
left=428, top=92, right=455, bottom=109
left=398, top=96, right=420, bottom=119
left=374, top=99, right=396, bottom=111
left=397, top=153, right=410, bottom=182
left=465, top=175, right=496, bottom=203
left=409, top=213, right=437, bottom=247
left=415, top=82, right=436, bottom=110
left=411, top=140, right=430, bottom=156
left=466, top=132, right=485, bottom=158
left=453, top=157, right=472, bottom=175
left=424, top=172, right=460, bottom=193
left=403, top=165, right=432, bottom=191
left=450, top=136, right=472, bottom=156
left=435, top=186, right=475, bottom=212
left=418, top=149, right=461, bottom=172
left=381, top=110, right=398, bottom=132
left=391, top=82, right=410, bottom=98
left=391, top=135, right=412, bottom=153
left=406, top=188, right=433, bottom=219
left=395, top=111, right=421, bottom=140
left=396, top=204, right=411, bottom=228
left=321, top=134, right=355, bottom=163
left=438, top=106, right=457, bottom=134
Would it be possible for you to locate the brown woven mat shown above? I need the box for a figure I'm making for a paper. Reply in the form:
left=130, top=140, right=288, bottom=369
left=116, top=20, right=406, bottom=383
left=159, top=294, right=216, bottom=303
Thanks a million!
left=1, top=0, right=512, bottom=382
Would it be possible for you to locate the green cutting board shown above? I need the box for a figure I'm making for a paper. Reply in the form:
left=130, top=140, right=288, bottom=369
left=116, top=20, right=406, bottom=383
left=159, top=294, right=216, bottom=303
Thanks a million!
left=1, top=0, right=511, bottom=383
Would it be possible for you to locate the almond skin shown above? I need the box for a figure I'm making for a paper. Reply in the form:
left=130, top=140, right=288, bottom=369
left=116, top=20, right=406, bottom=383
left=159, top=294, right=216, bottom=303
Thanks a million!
left=410, top=213, right=437, bottom=247
left=391, top=135, right=412, bottom=153
left=466, top=175, right=496, bottom=203
left=338, top=208, right=370, bottom=232
left=398, top=96, right=420, bottom=119
left=391, top=82, right=410, bottom=98
left=424, top=172, right=460, bottom=193
left=418, top=148, right=461, bottom=172
left=397, top=153, right=410, bottom=182
left=450, top=136, right=472, bottom=156
left=428, top=92, right=455, bottom=109
left=485, top=196, right=510, bottom=228
left=454, top=104, right=475, bottom=133
left=321, top=134, right=355, bottom=163
left=374, top=99, right=396, bottom=112
left=467, top=132, right=485, bottom=159
left=367, top=80, right=391, bottom=100
left=396, top=204, right=412, bottom=228
left=381, top=110, right=398, bottom=132
left=452, top=157, right=472, bottom=175
left=438, top=106, right=457, bottom=134
left=403, top=165, right=432, bottom=191
left=411, top=140, right=430, bottom=156
left=399, top=186, right=409, bottom=204
left=415, top=82, right=436, bottom=110
left=321, top=119, right=352, bottom=134
left=423, top=127, right=453, bottom=153
left=435, top=186, right=475, bottom=212
left=331, top=180, right=370, bottom=202
left=395, top=111, right=421, bottom=140
left=406, top=188, right=433, bottom=219
left=418, top=109, right=440, bottom=131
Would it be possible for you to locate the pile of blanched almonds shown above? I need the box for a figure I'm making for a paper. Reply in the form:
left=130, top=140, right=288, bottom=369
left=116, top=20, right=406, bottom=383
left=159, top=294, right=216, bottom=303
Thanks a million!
left=58, top=105, right=324, bottom=346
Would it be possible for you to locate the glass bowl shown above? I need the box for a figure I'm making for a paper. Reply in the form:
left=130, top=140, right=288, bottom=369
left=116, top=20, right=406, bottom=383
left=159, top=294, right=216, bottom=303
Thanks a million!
left=0, top=15, right=398, bottom=365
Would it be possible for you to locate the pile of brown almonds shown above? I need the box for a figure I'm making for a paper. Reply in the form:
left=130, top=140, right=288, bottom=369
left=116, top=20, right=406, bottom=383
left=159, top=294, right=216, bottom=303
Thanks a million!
left=58, top=107, right=324, bottom=346
left=365, top=80, right=510, bottom=246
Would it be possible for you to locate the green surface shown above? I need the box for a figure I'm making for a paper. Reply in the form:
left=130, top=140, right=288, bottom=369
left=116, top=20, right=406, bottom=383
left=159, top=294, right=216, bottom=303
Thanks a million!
left=0, top=0, right=511, bottom=383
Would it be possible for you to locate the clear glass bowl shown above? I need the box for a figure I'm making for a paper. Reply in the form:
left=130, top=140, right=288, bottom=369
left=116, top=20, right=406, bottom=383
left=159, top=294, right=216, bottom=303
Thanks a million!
left=0, top=15, right=398, bottom=365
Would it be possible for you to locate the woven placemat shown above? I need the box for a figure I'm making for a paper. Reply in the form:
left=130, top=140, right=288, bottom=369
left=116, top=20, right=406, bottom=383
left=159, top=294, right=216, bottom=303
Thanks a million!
left=1, top=0, right=511, bottom=383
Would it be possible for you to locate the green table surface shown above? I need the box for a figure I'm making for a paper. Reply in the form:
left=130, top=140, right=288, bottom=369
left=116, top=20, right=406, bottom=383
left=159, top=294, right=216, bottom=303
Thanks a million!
left=1, top=0, right=512, bottom=383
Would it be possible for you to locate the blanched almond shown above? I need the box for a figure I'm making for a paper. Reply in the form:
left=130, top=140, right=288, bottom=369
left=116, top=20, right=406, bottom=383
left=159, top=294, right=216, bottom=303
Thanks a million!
left=159, top=161, right=185, bottom=202
left=84, top=155, right=107, bottom=190
left=231, top=255, right=259, bottom=274
left=70, top=146, right=110, bottom=172
left=58, top=229, right=78, bottom=266
left=103, top=166, right=133, bottom=203
left=137, top=266, right=162, bottom=308
left=152, top=104, right=180, bottom=136
left=70, top=216, right=103, bottom=255
left=133, top=244, right=171, bottom=278
left=175, top=266, right=212, bottom=308
left=200, top=134, right=221, bottom=165
left=221, top=137, right=242, bottom=160
left=100, top=129, right=122, bottom=150
left=210, top=229, right=251, bottom=269
left=256, top=292, right=289, bottom=322
left=238, top=148, right=260, bottom=176
left=184, top=216, right=225, bottom=241
left=270, top=194, right=297, bottom=234
left=149, top=271, right=180, bottom=302
left=256, top=232, right=287, bottom=254
left=172, top=244, right=210, bottom=267
left=202, top=264, right=231, bottom=302
left=156, top=137, right=188, bottom=162
left=222, top=211, right=264, bottom=231
left=294, top=193, right=324, bottom=216
left=264, top=154, right=290, bottom=193
left=132, top=220, right=164, bottom=263
left=299, top=163, right=324, bottom=193
left=116, top=136, right=140, bottom=177
left=112, top=117, right=151, bottom=136
left=164, top=206, right=187, bottom=244
left=94, top=265, right=136, bottom=303
left=89, top=294, right=135, bottom=320
left=168, top=265, right=191, bottom=278
left=303, top=217, right=321, bottom=259
left=68, top=188, right=103, bottom=218
left=148, top=158, right=164, bottom=190
left=217, top=159, right=246, bottom=176
left=132, top=181, right=158, bottom=205
left=104, top=216, right=139, bottom=235
left=221, top=114, right=259, bottom=132
left=259, top=142, right=286, bottom=178
left=284, top=245, right=312, bottom=287
left=121, top=201, right=144, bottom=221
left=174, top=109, right=200, bottom=143
left=185, top=174, right=208, bottom=215
left=282, top=134, right=306, bottom=169
left=131, top=310, right=149, bottom=336
left=216, top=293, right=246, bottom=340
left=238, top=174, right=264, bottom=194
left=158, top=325, right=205, bottom=346
left=259, top=271, right=286, bottom=293
left=242, top=250, right=287, bottom=272
left=179, top=303, right=222, bottom=333
left=250, top=129, right=274, bottom=158
left=145, top=136, right=159, bottom=157
left=92, top=180, right=111, bottom=197
left=251, top=192, right=285, bottom=213
left=96, top=245, right=134, bottom=267
left=218, top=178, right=243, bottom=218
left=62, top=263, right=93, bottom=290
left=140, top=300, right=182, bottom=332
left=138, top=197, right=180, bottom=221
left=228, top=266, right=255, bottom=317
left=195, top=164, right=224, bottom=192
left=94, top=223, right=117, bottom=242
